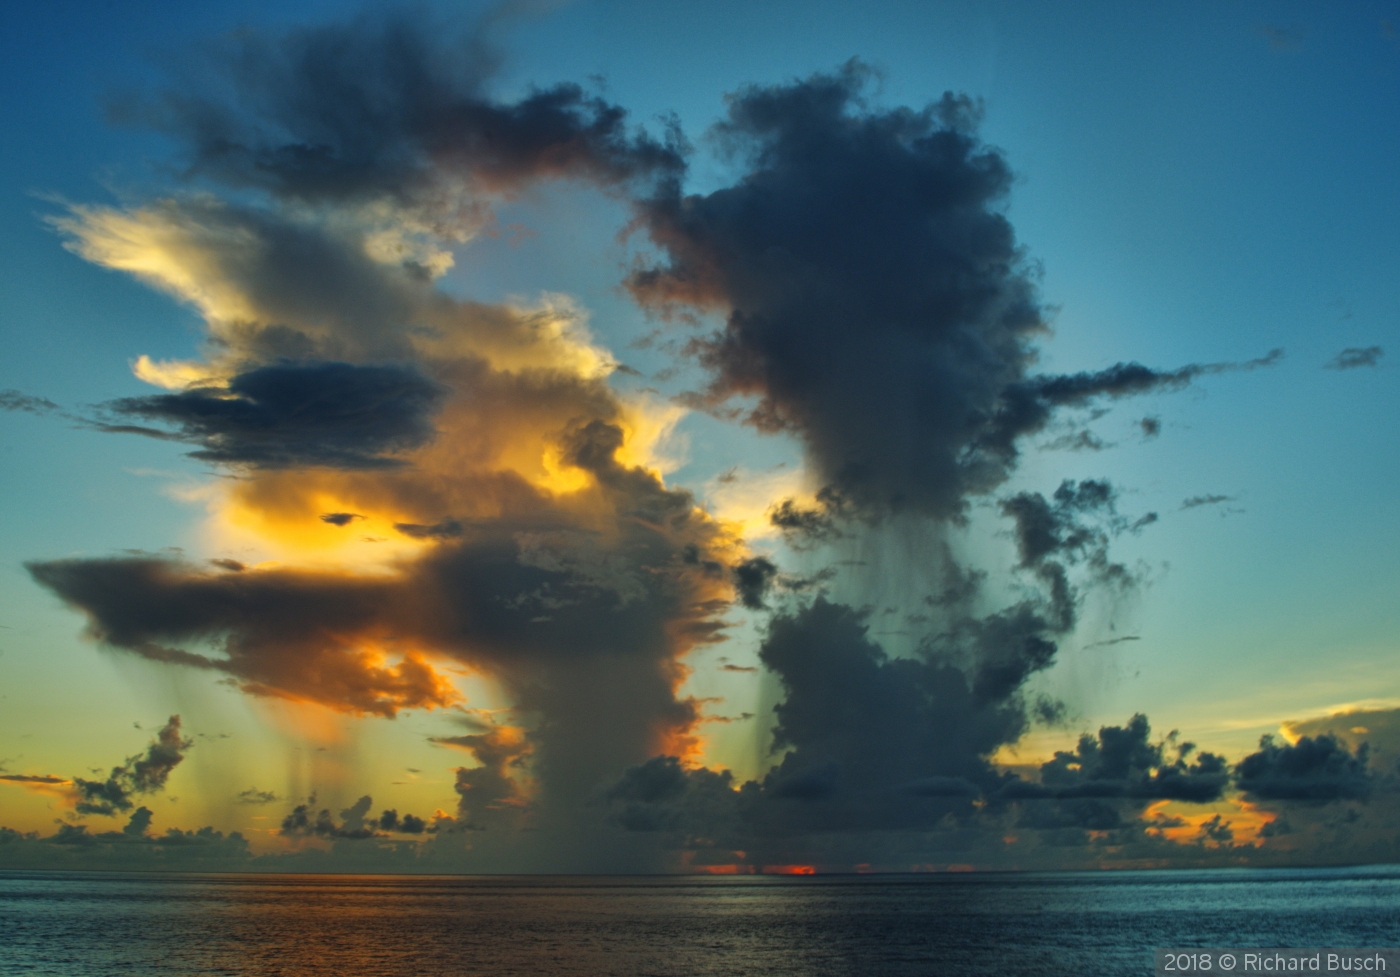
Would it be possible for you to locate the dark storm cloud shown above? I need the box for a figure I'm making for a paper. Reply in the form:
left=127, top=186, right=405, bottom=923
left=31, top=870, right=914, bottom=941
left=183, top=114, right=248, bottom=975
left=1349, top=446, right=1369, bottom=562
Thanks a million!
left=1326, top=346, right=1383, bottom=370
left=94, top=361, right=445, bottom=470
left=71, top=716, right=193, bottom=816
left=0, top=390, right=61, bottom=414
left=1234, top=734, right=1373, bottom=801
left=626, top=62, right=1281, bottom=519
left=124, top=11, right=684, bottom=220
left=609, top=598, right=1029, bottom=838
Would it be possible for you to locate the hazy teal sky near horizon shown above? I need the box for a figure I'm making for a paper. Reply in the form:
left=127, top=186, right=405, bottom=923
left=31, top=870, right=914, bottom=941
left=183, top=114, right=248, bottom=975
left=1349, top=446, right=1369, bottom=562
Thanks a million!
left=1, top=0, right=1397, bottom=857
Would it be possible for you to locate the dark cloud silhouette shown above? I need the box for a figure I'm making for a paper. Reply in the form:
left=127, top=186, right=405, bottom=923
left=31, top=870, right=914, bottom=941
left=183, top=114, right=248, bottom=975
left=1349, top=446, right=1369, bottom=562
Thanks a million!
left=94, top=361, right=446, bottom=470
left=1024, top=714, right=1229, bottom=804
left=732, top=556, right=778, bottom=610
left=71, top=716, right=192, bottom=816
left=767, top=494, right=842, bottom=542
left=281, top=795, right=381, bottom=839
left=237, top=788, right=278, bottom=805
left=1326, top=346, right=1383, bottom=370
left=1139, top=416, right=1161, bottom=438
left=0, top=807, right=252, bottom=871
left=0, top=774, right=67, bottom=784
left=320, top=512, right=364, bottom=526
left=626, top=62, right=1280, bottom=520
left=1235, top=734, right=1373, bottom=801
left=0, top=390, right=61, bottom=414
left=379, top=809, right=428, bottom=834
left=122, top=11, right=684, bottom=230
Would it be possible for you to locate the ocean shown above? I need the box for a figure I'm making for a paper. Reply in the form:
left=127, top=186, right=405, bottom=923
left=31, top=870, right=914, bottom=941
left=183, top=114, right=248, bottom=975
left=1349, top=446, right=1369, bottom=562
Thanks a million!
left=3, top=866, right=1400, bottom=976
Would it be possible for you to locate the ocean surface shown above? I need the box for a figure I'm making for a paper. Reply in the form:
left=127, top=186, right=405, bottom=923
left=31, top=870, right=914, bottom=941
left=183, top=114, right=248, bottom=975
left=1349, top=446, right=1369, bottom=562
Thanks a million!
left=3, top=866, right=1400, bottom=976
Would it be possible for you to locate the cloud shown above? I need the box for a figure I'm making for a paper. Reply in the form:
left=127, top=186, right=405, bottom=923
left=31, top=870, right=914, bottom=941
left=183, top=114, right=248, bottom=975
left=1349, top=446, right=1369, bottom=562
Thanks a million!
left=626, top=62, right=1281, bottom=521
left=0, top=390, right=61, bottom=415
left=1023, top=714, right=1229, bottom=804
left=237, top=788, right=279, bottom=805
left=608, top=598, right=1028, bottom=840
left=70, top=716, right=192, bottom=816
left=320, top=512, right=364, bottom=526
left=116, top=9, right=684, bottom=240
left=1139, top=416, right=1161, bottom=438
left=731, top=556, right=778, bottom=610
left=26, top=13, right=1328, bottom=873
left=436, top=725, right=534, bottom=828
left=92, top=361, right=445, bottom=470
left=0, top=808, right=253, bottom=871
left=279, top=794, right=436, bottom=839
left=1326, top=346, right=1383, bottom=370
left=1235, top=734, right=1373, bottom=802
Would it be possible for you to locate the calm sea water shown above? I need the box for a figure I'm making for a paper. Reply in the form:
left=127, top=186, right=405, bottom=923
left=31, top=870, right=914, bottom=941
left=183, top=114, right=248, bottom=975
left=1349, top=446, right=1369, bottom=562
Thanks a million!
left=3, top=867, right=1400, bottom=976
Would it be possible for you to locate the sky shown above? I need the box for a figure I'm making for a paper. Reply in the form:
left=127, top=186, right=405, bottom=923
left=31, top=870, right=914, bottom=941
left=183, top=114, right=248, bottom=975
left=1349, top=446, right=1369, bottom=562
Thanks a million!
left=0, top=0, right=1397, bottom=874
